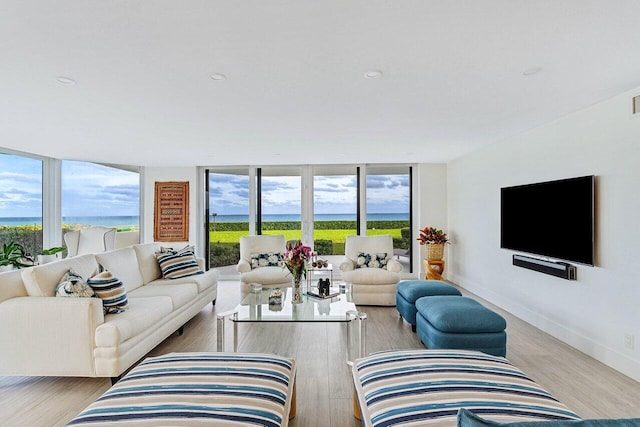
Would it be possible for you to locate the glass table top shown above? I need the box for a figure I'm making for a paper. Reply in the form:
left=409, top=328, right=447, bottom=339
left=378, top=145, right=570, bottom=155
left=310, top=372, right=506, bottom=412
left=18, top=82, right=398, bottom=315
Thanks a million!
left=233, top=286, right=356, bottom=322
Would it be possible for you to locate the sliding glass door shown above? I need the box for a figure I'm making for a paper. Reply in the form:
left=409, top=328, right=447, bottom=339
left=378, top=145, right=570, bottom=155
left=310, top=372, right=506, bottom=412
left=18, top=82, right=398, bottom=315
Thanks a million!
left=258, top=167, right=302, bottom=242
left=312, top=166, right=358, bottom=256
left=207, top=169, right=250, bottom=271
left=366, top=166, right=412, bottom=273
left=206, top=164, right=414, bottom=275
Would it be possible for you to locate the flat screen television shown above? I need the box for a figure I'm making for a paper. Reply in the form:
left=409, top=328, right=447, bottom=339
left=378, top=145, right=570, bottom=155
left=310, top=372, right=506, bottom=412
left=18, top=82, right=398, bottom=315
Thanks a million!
left=500, top=175, right=594, bottom=266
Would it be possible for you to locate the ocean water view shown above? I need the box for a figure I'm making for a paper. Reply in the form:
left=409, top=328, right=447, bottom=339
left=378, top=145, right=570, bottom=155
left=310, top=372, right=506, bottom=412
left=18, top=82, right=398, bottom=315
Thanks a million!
left=1, top=213, right=408, bottom=227
left=0, top=216, right=140, bottom=227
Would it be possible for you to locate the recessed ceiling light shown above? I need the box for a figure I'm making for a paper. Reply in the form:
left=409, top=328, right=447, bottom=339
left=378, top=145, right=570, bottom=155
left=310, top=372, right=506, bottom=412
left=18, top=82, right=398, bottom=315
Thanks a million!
left=364, top=70, right=383, bottom=79
left=210, top=73, right=226, bottom=81
left=56, top=76, right=76, bottom=85
left=522, top=67, right=543, bottom=76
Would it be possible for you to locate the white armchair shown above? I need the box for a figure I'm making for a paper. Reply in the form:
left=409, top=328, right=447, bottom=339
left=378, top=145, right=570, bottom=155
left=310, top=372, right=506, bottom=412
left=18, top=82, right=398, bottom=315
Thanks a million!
left=339, top=235, right=401, bottom=306
left=63, top=226, right=117, bottom=257
left=237, top=235, right=292, bottom=293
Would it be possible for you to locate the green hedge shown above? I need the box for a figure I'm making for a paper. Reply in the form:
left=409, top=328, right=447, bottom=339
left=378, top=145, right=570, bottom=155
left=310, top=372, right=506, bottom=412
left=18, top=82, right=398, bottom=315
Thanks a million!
left=209, top=242, right=240, bottom=267
left=314, top=239, right=333, bottom=255
left=209, top=220, right=409, bottom=232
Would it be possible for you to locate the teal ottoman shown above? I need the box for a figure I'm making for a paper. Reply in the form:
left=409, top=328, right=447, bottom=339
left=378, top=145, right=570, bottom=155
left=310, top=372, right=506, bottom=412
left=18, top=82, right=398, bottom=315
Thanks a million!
left=416, top=296, right=507, bottom=357
left=396, top=280, right=462, bottom=332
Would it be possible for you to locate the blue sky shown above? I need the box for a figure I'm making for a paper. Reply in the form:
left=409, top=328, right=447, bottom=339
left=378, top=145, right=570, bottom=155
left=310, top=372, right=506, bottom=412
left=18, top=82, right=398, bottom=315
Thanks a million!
left=209, top=172, right=409, bottom=215
left=0, top=154, right=139, bottom=218
left=1, top=154, right=408, bottom=218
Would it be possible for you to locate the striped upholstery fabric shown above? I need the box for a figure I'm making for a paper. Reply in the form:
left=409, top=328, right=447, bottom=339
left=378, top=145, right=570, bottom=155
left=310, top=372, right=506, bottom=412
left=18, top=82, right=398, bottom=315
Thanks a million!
left=352, top=349, right=580, bottom=427
left=68, top=352, right=296, bottom=426
left=156, top=246, right=204, bottom=279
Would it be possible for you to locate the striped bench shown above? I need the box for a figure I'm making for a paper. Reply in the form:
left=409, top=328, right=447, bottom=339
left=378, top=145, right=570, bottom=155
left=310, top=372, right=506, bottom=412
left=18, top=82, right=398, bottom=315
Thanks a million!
left=352, top=349, right=580, bottom=427
left=68, top=352, right=296, bottom=427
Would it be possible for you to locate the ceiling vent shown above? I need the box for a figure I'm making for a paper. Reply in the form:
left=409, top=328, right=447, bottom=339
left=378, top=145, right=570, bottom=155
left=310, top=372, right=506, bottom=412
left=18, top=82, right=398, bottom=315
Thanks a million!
left=633, top=94, right=640, bottom=115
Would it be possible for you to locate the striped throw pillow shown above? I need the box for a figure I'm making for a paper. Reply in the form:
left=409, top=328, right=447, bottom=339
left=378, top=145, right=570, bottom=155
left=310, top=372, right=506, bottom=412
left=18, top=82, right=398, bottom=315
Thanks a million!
left=156, top=245, right=204, bottom=279
left=87, top=270, right=129, bottom=314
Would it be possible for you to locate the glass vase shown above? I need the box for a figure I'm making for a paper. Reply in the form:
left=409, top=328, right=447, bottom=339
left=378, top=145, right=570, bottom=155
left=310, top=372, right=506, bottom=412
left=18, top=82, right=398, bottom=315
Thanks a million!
left=291, top=274, right=303, bottom=304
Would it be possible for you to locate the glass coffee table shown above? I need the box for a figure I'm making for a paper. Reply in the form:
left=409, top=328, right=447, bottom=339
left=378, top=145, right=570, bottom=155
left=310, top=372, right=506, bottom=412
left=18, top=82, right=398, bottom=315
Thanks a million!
left=216, top=284, right=367, bottom=365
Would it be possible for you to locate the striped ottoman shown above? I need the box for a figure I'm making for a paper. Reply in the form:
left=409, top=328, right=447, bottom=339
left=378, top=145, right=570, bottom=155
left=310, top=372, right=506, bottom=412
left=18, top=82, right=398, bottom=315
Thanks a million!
left=352, top=349, right=580, bottom=427
left=68, top=352, right=296, bottom=427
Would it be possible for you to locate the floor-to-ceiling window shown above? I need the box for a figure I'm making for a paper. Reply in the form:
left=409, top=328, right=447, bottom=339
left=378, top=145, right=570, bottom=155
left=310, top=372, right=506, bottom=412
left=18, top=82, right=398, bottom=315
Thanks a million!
left=0, top=153, right=43, bottom=258
left=206, top=164, right=414, bottom=277
left=313, top=166, right=358, bottom=256
left=258, top=167, right=302, bottom=242
left=61, top=161, right=140, bottom=237
left=207, top=169, right=251, bottom=271
left=366, top=166, right=412, bottom=272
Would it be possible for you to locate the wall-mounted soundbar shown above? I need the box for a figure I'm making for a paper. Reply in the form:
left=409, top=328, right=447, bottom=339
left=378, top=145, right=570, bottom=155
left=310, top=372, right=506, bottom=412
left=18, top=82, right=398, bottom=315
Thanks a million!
left=512, top=254, right=577, bottom=280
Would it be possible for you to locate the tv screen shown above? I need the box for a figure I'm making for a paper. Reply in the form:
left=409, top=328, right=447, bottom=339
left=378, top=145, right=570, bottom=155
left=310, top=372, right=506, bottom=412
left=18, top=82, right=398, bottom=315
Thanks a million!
left=501, top=175, right=594, bottom=266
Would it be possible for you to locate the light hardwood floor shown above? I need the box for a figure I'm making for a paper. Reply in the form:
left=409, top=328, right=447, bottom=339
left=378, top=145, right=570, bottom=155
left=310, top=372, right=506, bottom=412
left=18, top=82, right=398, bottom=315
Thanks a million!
left=1, top=280, right=639, bottom=426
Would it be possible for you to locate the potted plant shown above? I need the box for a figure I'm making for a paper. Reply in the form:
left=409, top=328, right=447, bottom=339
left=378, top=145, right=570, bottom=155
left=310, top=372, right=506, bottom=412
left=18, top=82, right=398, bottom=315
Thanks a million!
left=417, top=226, right=449, bottom=260
left=0, top=242, right=35, bottom=272
left=37, top=246, right=66, bottom=265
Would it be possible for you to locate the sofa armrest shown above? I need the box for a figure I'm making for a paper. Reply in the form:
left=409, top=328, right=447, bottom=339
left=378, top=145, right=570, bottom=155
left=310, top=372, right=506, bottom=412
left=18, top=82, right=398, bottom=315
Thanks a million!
left=237, top=259, right=251, bottom=273
left=0, top=296, right=104, bottom=376
left=386, top=258, right=403, bottom=273
left=339, top=257, right=355, bottom=272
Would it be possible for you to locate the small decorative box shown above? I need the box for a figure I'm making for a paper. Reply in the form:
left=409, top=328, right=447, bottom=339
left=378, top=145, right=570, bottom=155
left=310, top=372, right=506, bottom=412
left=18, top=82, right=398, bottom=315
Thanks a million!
left=269, top=288, right=283, bottom=305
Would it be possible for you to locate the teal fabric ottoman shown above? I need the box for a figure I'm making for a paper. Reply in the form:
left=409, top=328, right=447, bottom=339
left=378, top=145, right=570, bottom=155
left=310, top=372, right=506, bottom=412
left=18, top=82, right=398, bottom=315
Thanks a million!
left=396, top=280, right=462, bottom=332
left=416, top=296, right=507, bottom=357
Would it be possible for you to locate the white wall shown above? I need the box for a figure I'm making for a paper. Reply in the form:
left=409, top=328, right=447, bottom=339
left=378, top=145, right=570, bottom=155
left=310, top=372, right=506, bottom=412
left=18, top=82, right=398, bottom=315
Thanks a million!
left=415, top=164, right=448, bottom=277
left=141, top=167, right=203, bottom=252
left=448, top=86, right=640, bottom=381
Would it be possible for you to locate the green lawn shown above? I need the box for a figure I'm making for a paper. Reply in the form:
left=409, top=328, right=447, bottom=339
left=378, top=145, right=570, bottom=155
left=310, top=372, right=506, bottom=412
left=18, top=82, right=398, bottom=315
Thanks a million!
left=210, top=228, right=401, bottom=244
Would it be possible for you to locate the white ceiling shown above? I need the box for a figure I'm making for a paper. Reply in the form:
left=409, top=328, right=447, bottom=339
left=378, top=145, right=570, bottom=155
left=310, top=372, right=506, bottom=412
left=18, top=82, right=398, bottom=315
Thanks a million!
left=2, top=1, right=640, bottom=167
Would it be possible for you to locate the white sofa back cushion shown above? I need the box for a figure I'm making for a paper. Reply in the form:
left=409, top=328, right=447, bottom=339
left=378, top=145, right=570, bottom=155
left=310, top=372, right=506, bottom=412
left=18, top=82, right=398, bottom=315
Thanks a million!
left=95, top=247, right=144, bottom=293
left=133, top=243, right=164, bottom=284
left=21, top=254, right=100, bottom=297
left=0, top=269, right=28, bottom=303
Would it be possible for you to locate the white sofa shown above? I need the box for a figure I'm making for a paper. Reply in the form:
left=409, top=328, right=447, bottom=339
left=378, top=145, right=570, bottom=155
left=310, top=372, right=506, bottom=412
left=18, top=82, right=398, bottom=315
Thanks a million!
left=339, top=235, right=402, bottom=306
left=0, top=242, right=218, bottom=381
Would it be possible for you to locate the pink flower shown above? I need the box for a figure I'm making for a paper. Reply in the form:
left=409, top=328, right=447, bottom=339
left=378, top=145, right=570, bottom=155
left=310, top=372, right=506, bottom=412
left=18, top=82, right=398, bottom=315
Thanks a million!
left=283, top=240, right=311, bottom=279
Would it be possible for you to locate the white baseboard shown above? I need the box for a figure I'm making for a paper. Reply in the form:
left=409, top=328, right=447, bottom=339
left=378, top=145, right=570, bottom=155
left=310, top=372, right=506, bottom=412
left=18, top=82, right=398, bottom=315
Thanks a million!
left=449, top=273, right=640, bottom=383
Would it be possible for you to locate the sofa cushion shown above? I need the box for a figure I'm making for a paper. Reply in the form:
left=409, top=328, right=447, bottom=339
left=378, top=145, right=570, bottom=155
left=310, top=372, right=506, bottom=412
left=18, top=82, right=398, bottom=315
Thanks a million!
left=150, top=269, right=219, bottom=293
left=133, top=243, right=164, bottom=284
left=88, top=271, right=129, bottom=314
left=95, top=296, right=173, bottom=347
left=95, top=247, right=144, bottom=293
left=342, top=267, right=399, bottom=286
left=21, top=254, right=100, bottom=297
left=128, top=282, right=198, bottom=310
left=241, top=266, right=291, bottom=285
left=457, top=408, right=640, bottom=427
left=55, top=269, right=95, bottom=298
left=156, top=246, right=204, bottom=279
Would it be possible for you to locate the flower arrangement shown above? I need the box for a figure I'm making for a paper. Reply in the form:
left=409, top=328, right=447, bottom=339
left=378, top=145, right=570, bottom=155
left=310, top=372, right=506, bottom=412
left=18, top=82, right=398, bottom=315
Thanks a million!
left=283, top=240, right=312, bottom=282
left=417, top=226, right=449, bottom=245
